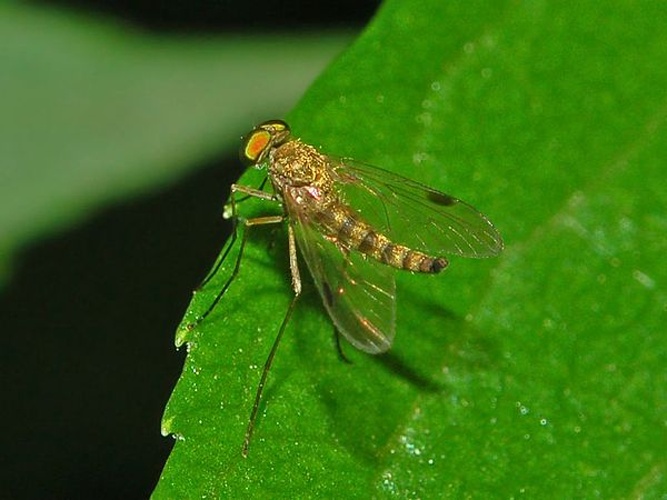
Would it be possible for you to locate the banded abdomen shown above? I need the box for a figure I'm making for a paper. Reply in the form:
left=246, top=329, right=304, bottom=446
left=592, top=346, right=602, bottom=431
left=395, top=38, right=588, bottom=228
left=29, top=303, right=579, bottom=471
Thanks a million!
left=315, top=201, right=448, bottom=273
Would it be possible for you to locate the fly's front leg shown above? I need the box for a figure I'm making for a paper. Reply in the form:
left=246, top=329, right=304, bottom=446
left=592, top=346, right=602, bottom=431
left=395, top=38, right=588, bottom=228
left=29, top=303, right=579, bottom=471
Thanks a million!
left=200, top=183, right=277, bottom=289
left=193, top=184, right=282, bottom=325
left=223, top=183, right=278, bottom=220
left=226, top=177, right=268, bottom=209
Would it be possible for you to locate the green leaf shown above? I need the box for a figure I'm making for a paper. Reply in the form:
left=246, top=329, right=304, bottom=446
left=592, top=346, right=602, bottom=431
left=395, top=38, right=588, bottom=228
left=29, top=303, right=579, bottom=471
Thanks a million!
left=0, top=3, right=349, bottom=284
left=156, top=0, right=667, bottom=497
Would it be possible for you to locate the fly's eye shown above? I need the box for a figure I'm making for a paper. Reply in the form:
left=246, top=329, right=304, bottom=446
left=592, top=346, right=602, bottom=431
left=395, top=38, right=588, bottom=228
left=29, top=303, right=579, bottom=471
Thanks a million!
left=241, top=129, right=271, bottom=165
left=240, top=119, right=292, bottom=165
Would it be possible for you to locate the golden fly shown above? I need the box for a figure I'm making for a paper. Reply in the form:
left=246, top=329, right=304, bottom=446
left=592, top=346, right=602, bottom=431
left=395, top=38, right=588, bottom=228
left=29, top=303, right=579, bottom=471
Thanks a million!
left=193, top=119, right=504, bottom=456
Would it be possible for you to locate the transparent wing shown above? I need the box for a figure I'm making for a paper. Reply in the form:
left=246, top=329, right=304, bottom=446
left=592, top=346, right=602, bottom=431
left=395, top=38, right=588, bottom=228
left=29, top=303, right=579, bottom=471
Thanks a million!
left=287, top=202, right=396, bottom=354
left=330, top=157, right=504, bottom=258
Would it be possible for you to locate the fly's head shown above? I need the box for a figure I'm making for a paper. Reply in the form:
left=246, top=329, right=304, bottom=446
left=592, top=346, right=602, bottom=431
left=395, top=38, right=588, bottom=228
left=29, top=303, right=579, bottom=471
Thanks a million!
left=240, top=119, right=291, bottom=168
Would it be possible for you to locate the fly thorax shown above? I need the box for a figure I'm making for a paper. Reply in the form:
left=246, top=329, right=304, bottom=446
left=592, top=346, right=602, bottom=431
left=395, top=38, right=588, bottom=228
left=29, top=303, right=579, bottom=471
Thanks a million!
left=270, top=140, right=330, bottom=188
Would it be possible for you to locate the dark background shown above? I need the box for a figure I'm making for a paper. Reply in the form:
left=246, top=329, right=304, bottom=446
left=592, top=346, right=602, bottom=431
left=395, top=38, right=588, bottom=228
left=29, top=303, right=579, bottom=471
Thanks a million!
left=2, top=1, right=378, bottom=498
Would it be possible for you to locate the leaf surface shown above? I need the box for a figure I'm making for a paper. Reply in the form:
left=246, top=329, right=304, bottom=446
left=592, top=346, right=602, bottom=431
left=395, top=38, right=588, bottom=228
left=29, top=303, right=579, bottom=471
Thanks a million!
left=156, top=0, right=667, bottom=497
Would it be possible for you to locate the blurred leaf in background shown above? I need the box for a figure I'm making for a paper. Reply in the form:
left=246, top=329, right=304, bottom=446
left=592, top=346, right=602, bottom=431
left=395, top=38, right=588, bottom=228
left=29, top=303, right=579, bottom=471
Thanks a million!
left=155, top=0, right=667, bottom=498
left=0, top=2, right=352, bottom=285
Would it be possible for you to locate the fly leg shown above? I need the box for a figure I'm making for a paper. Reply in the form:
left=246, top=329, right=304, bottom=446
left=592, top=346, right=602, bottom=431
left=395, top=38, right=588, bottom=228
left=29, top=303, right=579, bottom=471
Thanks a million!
left=193, top=183, right=281, bottom=325
left=333, top=328, right=352, bottom=364
left=326, top=244, right=352, bottom=364
left=242, top=223, right=301, bottom=457
left=197, top=178, right=270, bottom=290
left=190, top=182, right=302, bottom=457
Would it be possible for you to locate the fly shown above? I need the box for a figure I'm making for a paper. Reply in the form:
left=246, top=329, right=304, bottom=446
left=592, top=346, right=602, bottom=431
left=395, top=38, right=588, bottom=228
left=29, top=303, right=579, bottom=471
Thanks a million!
left=193, top=119, right=504, bottom=456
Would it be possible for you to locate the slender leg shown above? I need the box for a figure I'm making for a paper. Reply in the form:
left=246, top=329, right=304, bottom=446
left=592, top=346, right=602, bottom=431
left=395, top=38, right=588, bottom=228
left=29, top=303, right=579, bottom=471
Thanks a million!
left=194, top=215, right=283, bottom=325
left=197, top=226, right=237, bottom=291
left=191, top=184, right=282, bottom=326
left=242, top=223, right=302, bottom=457
left=231, top=177, right=268, bottom=206
left=190, top=182, right=304, bottom=457
left=333, top=328, right=352, bottom=364
left=198, top=182, right=278, bottom=290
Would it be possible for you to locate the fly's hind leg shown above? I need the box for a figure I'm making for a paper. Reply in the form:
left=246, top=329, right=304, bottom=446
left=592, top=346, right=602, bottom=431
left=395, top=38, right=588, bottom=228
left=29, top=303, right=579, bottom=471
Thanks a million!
left=333, top=328, right=353, bottom=364
left=325, top=244, right=353, bottom=364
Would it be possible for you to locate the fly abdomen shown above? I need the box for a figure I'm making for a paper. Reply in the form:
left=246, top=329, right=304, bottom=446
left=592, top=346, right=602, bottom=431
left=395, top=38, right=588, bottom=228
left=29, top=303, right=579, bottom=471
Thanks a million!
left=321, top=205, right=447, bottom=274
left=376, top=239, right=448, bottom=273
left=400, top=247, right=448, bottom=273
